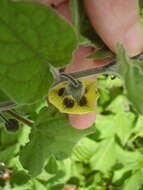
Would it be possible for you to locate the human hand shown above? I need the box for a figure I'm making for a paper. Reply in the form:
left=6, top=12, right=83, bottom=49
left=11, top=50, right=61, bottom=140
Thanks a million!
left=31, top=0, right=143, bottom=129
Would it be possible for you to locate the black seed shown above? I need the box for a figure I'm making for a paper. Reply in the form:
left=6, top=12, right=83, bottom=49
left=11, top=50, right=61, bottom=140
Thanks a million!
left=78, top=96, right=87, bottom=106
left=57, top=88, right=65, bottom=96
left=5, top=119, right=19, bottom=132
left=63, top=98, right=74, bottom=108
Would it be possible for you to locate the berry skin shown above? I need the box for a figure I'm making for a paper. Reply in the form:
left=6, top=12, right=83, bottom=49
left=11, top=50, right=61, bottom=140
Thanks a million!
left=5, top=119, right=19, bottom=132
left=2, top=173, right=9, bottom=181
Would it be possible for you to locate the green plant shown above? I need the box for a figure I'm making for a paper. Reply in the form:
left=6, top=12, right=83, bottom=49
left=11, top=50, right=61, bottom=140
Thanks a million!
left=0, top=0, right=143, bottom=189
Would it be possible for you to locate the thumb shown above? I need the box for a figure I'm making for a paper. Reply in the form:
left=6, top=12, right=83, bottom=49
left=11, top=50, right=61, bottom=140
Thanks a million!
left=84, top=0, right=143, bottom=56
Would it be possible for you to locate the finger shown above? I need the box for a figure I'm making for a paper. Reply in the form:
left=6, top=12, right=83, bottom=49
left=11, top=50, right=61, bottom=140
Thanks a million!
left=69, top=112, right=96, bottom=130
left=84, top=0, right=143, bottom=56
left=65, top=46, right=111, bottom=73
left=65, top=46, right=108, bottom=129
left=54, top=0, right=71, bottom=21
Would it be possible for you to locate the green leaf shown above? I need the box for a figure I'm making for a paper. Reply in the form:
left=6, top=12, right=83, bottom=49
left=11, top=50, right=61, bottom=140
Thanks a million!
left=107, top=95, right=129, bottom=113
left=0, top=127, right=20, bottom=146
left=90, top=138, right=117, bottom=173
left=132, top=116, right=143, bottom=138
left=123, top=170, right=143, bottom=190
left=0, top=0, right=77, bottom=103
left=32, top=180, right=47, bottom=190
left=10, top=170, right=30, bottom=186
left=97, top=75, right=122, bottom=90
left=0, top=144, right=19, bottom=163
left=113, top=167, right=132, bottom=184
left=113, top=112, right=135, bottom=145
left=95, top=114, right=116, bottom=139
left=72, top=137, right=98, bottom=162
left=46, top=170, right=65, bottom=184
left=0, top=125, right=30, bottom=163
left=116, top=145, right=143, bottom=171
left=117, top=44, right=143, bottom=114
left=95, top=109, right=135, bottom=145
left=45, top=156, right=58, bottom=174
left=19, top=107, right=95, bottom=177
left=0, top=90, right=11, bottom=102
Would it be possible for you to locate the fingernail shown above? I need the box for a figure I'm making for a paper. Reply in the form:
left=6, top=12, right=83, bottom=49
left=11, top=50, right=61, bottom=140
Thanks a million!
left=69, top=112, right=96, bottom=130
left=124, top=22, right=143, bottom=56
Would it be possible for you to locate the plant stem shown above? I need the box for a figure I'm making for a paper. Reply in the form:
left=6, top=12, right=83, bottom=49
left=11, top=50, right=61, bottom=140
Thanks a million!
left=4, top=110, right=33, bottom=127
left=68, top=60, right=117, bottom=79
left=54, top=60, right=117, bottom=86
left=0, top=101, right=17, bottom=111
left=0, top=113, right=8, bottom=123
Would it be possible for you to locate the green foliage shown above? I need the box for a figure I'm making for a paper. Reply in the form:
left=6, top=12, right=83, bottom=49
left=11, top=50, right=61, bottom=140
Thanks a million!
left=117, top=44, right=143, bottom=114
left=0, top=0, right=143, bottom=190
left=19, top=107, right=95, bottom=177
left=0, top=0, right=77, bottom=104
left=45, top=156, right=59, bottom=174
left=10, top=171, right=30, bottom=186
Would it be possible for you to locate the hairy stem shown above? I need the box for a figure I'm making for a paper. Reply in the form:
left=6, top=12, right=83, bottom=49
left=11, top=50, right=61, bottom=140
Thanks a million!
left=53, top=60, right=117, bottom=86
left=0, top=101, right=17, bottom=111
left=4, top=110, right=33, bottom=127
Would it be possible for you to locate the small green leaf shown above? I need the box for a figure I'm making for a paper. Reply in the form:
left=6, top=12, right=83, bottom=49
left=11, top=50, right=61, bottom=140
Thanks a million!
left=0, top=144, right=19, bottom=163
left=132, top=116, right=143, bottom=138
left=0, top=0, right=77, bottom=103
left=1, top=126, right=20, bottom=146
left=95, top=111, right=135, bottom=145
left=0, top=90, right=11, bottom=102
left=32, top=180, right=47, bottom=190
left=95, top=114, right=116, bottom=139
left=45, top=156, right=58, bottom=174
left=117, top=44, right=143, bottom=114
left=123, top=170, right=143, bottom=190
left=90, top=138, right=117, bottom=173
left=107, top=95, right=129, bottom=113
left=114, top=112, right=135, bottom=145
left=116, top=145, right=143, bottom=171
left=19, top=107, right=95, bottom=177
left=72, top=137, right=98, bottom=162
left=10, top=171, right=30, bottom=186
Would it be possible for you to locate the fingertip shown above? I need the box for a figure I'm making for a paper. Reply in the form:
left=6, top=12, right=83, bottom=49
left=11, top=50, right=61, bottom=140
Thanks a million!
left=124, top=22, right=143, bottom=57
left=84, top=0, right=143, bottom=57
left=69, top=112, right=96, bottom=130
left=54, top=0, right=71, bottom=22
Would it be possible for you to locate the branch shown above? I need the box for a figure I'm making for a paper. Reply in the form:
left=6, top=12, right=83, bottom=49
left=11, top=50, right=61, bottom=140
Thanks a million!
left=0, top=101, right=17, bottom=111
left=4, top=110, right=33, bottom=127
left=53, top=60, right=117, bottom=86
